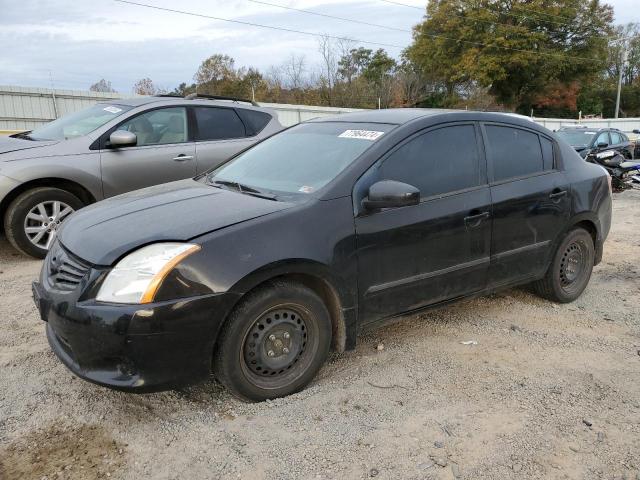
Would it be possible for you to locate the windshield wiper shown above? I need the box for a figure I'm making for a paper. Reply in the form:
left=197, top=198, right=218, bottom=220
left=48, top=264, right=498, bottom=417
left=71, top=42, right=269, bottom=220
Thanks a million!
left=11, top=131, right=34, bottom=141
left=210, top=179, right=278, bottom=201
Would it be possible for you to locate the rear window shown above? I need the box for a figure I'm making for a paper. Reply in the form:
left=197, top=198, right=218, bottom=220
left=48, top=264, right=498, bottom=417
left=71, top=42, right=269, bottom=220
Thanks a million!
left=486, top=125, right=544, bottom=181
left=236, top=109, right=272, bottom=136
left=194, top=107, right=246, bottom=140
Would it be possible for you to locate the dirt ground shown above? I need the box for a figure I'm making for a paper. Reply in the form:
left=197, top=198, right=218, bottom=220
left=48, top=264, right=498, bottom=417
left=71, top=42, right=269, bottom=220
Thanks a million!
left=0, top=191, right=639, bottom=480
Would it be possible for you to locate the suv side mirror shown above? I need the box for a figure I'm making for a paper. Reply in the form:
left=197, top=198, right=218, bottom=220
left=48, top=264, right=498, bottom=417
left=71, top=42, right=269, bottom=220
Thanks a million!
left=363, top=180, right=420, bottom=210
left=109, top=130, right=137, bottom=148
left=596, top=141, right=609, bottom=149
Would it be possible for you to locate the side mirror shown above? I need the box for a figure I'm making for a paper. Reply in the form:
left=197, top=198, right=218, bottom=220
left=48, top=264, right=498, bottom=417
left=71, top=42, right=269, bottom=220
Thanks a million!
left=363, top=180, right=420, bottom=210
left=109, top=130, right=137, bottom=148
left=596, top=142, right=609, bottom=149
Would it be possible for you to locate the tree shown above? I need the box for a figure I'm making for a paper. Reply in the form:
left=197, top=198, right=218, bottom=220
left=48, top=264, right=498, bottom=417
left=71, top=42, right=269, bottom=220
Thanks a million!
left=89, top=79, right=116, bottom=93
left=132, top=78, right=164, bottom=95
left=405, top=0, right=614, bottom=109
left=194, top=54, right=236, bottom=85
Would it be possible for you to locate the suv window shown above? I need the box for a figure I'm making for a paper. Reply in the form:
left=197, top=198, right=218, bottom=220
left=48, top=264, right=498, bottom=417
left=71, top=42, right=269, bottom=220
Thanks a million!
left=236, top=109, right=272, bottom=136
left=485, top=125, right=544, bottom=181
left=379, top=124, right=481, bottom=198
left=593, top=131, right=610, bottom=147
left=118, top=107, right=188, bottom=146
left=194, top=107, right=246, bottom=140
left=610, top=131, right=623, bottom=145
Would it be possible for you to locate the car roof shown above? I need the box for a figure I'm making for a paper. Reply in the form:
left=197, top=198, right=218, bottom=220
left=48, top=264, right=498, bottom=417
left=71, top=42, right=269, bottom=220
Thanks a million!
left=309, top=108, right=538, bottom=126
left=98, top=96, right=265, bottom=111
left=559, top=126, right=622, bottom=132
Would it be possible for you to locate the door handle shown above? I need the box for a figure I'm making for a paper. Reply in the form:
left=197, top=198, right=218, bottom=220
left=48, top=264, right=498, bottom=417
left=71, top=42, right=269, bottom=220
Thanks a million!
left=549, top=190, right=567, bottom=200
left=464, top=211, right=490, bottom=227
left=172, top=154, right=194, bottom=161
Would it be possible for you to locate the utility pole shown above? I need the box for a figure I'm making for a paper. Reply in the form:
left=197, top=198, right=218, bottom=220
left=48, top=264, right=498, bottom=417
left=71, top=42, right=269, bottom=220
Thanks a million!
left=615, top=45, right=629, bottom=119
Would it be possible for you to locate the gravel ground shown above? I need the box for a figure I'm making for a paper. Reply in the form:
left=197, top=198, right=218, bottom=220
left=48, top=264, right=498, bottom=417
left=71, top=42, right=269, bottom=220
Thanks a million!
left=1, top=191, right=639, bottom=480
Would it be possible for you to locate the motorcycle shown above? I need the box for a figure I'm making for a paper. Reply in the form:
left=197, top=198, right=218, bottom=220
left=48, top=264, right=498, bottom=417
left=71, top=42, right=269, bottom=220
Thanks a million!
left=585, top=149, right=640, bottom=192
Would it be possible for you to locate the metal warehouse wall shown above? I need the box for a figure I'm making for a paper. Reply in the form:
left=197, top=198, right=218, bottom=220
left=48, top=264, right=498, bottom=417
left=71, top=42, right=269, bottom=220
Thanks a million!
left=0, top=85, right=361, bottom=132
left=0, top=86, right=130, bottom=131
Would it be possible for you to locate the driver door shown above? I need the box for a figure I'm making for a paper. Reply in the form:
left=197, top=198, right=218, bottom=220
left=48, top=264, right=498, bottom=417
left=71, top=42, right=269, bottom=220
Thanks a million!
left=100, top=106, right=196, bottom=198
left=355, top=123, right=491, bottom=324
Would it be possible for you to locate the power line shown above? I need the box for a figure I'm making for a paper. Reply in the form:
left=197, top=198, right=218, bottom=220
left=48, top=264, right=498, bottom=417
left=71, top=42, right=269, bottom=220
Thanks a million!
left=115, top=0, right=597, bottom=63
left=247, top=0, right=410, bottom=33
left=113, top=0, right=406, bottom=49
left=379, top=0, right=576, bottom=29
left=379, top=0, right=422, bottom=11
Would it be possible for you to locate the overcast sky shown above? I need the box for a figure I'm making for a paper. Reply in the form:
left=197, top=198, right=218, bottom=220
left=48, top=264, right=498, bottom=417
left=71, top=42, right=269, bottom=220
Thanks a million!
left=1, top=0, right=638, bottom=93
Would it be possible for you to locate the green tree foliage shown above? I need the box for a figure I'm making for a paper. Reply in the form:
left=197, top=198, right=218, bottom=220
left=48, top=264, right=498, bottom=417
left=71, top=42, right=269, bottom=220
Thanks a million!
left=405, top=0, right=614, bottom=108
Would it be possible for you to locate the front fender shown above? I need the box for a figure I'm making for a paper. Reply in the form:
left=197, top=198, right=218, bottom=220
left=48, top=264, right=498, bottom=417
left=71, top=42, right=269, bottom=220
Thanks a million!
left=0, top=154, right=103, bottom=201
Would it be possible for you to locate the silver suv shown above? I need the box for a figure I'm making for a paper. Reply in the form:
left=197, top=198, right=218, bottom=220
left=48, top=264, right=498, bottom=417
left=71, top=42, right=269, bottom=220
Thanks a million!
left=0, top=95, right=283, bottom=258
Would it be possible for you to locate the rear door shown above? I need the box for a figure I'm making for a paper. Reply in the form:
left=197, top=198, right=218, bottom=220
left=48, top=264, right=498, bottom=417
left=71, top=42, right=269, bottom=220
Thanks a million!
left=100, top=106, right=196, bottom=197
left=610, top=131, right=634, bottom=159
left=355, top=123, right=492, bottom=324
left=192, top=106, right=256, bottom=173
left=482, top=123, right=570, bottom=288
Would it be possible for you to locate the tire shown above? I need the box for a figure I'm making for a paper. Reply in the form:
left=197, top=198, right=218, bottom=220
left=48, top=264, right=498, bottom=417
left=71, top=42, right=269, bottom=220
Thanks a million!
left=3, top=187, right=84, bottom=259
left=214, top=281, right=332, bottom=402
left=531, top=228, right=595, bottom=303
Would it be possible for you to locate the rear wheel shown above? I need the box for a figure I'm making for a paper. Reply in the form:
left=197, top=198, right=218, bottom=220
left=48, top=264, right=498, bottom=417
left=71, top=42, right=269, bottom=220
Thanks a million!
left=214, top=281, right=332, bottom=401
left=3, top=187, right=84, bottom=258
left=531, top=228, right=595, bottom=303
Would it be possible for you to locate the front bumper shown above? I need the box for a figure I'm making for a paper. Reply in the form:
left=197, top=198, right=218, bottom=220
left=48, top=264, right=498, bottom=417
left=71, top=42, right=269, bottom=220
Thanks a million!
left=34, top=280, right=238, bottom=392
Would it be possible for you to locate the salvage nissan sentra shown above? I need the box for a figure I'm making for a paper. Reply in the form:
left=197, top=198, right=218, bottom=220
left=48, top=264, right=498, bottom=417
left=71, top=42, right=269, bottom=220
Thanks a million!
left=33, top=109, right=612, bottom=401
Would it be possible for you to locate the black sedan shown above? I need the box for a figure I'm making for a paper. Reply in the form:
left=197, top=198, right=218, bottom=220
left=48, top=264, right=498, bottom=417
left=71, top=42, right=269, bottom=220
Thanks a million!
left=33, top=110, right=612, bottom=401
left=556, top=126, right=634, bottom=160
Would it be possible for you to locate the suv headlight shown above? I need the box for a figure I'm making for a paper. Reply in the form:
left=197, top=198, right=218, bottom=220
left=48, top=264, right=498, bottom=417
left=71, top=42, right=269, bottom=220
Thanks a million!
left=96, top=243, right=201, bottom=304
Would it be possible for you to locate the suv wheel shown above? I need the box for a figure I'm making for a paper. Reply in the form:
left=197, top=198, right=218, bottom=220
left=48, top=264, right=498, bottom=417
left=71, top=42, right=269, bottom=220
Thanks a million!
left=214, top=281, right=332, bottom=401
left=531, top=227, right=595, bottom=303
left=4, top=187, right=84, bottom=258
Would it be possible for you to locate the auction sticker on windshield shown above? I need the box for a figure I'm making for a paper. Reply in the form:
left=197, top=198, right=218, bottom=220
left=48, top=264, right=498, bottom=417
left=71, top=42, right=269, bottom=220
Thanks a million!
left=103, top=106, right=123, bottom=114
left=338, top=130, right=385, bottom=141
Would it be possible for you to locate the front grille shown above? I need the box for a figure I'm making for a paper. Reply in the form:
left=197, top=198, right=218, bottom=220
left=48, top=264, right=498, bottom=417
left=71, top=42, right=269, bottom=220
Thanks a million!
left=45, top=241, right=91, bottom=292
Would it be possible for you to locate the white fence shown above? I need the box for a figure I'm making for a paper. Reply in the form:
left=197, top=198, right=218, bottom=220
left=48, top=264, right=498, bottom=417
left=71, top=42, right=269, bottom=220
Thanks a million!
left=3, top=85, right=640, bottom=134
left=533, top=116, right=640, bottom=134
left=0, top=85, right=361, bottom=132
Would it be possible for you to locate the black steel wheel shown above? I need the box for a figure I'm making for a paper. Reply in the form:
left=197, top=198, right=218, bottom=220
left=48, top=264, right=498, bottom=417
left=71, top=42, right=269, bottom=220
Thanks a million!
left=532, top=228, right=595, bottom=303
left=214, top=281, right=332, bottom=401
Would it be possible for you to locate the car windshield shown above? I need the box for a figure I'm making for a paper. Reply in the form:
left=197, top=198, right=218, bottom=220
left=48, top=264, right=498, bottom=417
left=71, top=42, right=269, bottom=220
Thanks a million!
left=556, top=130, right=596, bottom=147
left=28, top=104, right=133, bottom=141
left=207, top=122, right=395, bottom=196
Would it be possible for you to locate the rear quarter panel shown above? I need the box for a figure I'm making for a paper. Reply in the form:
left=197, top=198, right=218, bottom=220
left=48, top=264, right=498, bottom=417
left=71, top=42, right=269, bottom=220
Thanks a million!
left=560, top=140, right=612, bottom=247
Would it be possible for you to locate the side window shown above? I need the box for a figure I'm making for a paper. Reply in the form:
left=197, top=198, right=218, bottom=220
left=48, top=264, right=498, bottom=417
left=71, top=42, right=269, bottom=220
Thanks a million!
left=485, top=125, right=544, bottom=181
left=194, top=107, right=246, bottom=141
left=236, top=109, right=272, bottom=136
left=379, top=125, right=481, bottom=198
left=118, top=107, right=188, bottom=146
left=540, top=137, right=554, bottom=171
left=610, top=131, right=622, bottom=145
left=594, top=131, right=610, bottom=147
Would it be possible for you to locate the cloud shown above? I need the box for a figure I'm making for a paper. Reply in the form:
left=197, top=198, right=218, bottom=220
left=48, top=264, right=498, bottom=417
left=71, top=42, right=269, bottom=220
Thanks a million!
left=0, top=0, right=634, bottom=93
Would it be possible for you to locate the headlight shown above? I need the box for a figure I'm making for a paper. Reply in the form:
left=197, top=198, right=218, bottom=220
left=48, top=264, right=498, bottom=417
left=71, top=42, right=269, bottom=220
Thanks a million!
left=96, top=243, right=201, bottom=304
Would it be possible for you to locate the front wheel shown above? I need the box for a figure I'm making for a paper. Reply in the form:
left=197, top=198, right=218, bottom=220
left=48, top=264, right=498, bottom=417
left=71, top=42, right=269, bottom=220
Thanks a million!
left=531, top=228, right=595, bottom=303
left=214, top=281, right=332, bottom=401
left=3, top=187, right=84, bottom=258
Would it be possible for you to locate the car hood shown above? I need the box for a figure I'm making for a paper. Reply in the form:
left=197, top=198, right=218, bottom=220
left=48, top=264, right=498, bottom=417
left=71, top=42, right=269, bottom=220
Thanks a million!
left=0, top=135, right=59, bottom=157
left=59, top=179, right=294, bottom=265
